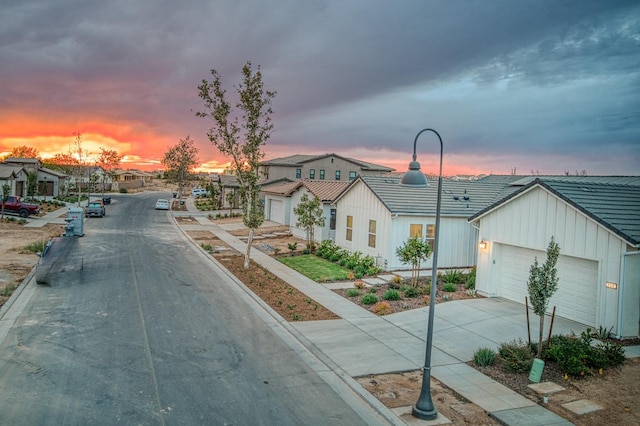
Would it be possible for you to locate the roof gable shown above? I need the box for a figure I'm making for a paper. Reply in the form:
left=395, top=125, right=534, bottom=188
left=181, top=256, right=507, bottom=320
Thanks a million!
left=261, top=153, right=394, bottom=172
left=470, top=178, right=640, bottom=246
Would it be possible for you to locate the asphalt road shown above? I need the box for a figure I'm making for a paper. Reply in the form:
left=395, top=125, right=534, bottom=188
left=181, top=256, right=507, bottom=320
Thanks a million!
left=0, top=192, right=375, bottom=425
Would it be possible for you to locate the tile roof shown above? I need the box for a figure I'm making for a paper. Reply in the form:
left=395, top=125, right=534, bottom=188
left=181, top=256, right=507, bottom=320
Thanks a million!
left=345, top=175, right=517, bottom=217
left=479, top=174, right=640, bottom=186
left=262, top=179, right=350, bottom=202
left=470, top=179, right=640, bottom=246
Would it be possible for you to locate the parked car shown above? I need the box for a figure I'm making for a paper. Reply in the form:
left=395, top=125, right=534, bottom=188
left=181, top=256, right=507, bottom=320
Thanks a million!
left=1, top=195, right=40, bottom=218
left=85, top=200, right=105, bottom=218
left=155, top=199, right=170, bottom=210
left=191, top=188, right=208, bottom=197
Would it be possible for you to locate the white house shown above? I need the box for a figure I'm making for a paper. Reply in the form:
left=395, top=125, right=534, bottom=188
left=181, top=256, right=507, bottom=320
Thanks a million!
left=332, top=175, right=516, bottom=271
left=263, top=179, right=350, bottom=242
left=0, top=164, right=28, bottom=197
left=468, top=178, right=640, bottom=337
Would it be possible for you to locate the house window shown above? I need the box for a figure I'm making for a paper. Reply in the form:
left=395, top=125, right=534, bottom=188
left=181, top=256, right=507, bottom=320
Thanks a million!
left=309, top=169, right=315, bottom=179
left=426, top=224, right=436, bottom=248
left=335, top=170, right=341, bottom=180
left=410, top=224, right=423, bottom=238
left=296, top=168, right=302, bottom=179
left=330, top=209, right=336, bottom=230
left=319, top=170, right=325, bottom=180
left=346, top=215, right=353, bottom=241
left=349, top=171, right=357, bottom=181
left=368, top=220, right=376, bottom=248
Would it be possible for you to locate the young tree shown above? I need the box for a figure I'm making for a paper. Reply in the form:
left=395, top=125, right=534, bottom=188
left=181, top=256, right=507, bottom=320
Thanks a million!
left=197, top=61, right=276, bottom=268
left=293, top=193, right=325, bottom=252
left=162, top=136, right=200, bottom=199
left=1, top=183, right=11, bottom=219
left=72, top=132, right=86, bottom=206
left=396, top=238, right=432, bottom=287
left=527, top=236, right=561, bottom=357
left=225, top=190, right=236, bottom=216
left=96, top=147, right=124, bottom=196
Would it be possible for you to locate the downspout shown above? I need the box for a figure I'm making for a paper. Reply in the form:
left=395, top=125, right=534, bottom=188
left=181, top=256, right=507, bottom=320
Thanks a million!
left=617, top=249, right=640, bottom=339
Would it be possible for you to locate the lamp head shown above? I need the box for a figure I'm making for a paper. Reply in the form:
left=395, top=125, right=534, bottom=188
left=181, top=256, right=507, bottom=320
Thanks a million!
left=401, top=160, right=428, bottom=187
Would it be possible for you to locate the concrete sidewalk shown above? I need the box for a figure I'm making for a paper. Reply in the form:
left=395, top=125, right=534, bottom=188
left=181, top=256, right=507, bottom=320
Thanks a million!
left=178, top=198, right=593, bottom=425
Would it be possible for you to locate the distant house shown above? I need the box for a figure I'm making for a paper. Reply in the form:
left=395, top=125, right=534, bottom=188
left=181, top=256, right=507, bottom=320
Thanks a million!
left=111, top=169, right=154, bottom=191
left=219, top=174, right=240, bottom=210
left=332, top=175, right=515, bottom=271
left=259, top=153, right=394, bottom=184
left=262, top=179, right=350, bottom=242
left=469, top=178, right=640, bottom=337
left=38, top=167, right=67, bottom=197
left=0, top=164, right=28, bottom=197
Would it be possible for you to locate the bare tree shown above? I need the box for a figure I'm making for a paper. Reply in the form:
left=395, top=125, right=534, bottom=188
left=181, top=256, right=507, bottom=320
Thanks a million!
left=96, top=147, right=124, bottom=196
left=197, top=61, right=276, bottom=268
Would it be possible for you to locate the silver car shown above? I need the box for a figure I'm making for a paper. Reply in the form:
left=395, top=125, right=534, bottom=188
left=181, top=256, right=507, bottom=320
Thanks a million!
left=155, top=199, right=170, bottom=210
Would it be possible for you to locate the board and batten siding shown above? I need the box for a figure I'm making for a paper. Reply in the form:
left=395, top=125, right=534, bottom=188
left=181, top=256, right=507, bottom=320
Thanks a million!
left=387, top=216, right=478, bottom=271
left=334, top=180, right=391, bottom=266
left=476, top=186, right=630, bottom=329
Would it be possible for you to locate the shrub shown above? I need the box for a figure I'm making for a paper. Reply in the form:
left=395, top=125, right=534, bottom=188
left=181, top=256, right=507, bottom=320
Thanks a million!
left=545, top=333, right=626, bottom=377
left=119, top=188, right=128, bottom=193
left=200, top=243, right=213, bottom=252
left=442, top=269, right=464, bottom=284
left=383, top=289, right=401, bottom=301
left=25, top=240, right=46, bottom=254
left=473, top=347, right=497, bottom=366
left=465, top=267, right=476, bottom=290
left=402, top=285, right=419, bottom=298
left=373, top=301, right=392, bottom=316
left=596, top=341, right=625, bottom=367
left=391, top=275, right=403, bottom=285
left=346, top=289, right=360, bottom=298
left=361, top=293, right=378, bottom=305
left=443, top=283, right=457, bottom=292
left=354, top=280, right=365, bottom=289
left=498, top=339, right=534, bottom=373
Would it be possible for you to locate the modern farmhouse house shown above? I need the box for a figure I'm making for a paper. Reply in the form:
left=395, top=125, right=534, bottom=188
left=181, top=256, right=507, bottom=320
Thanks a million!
left=469, top=178, right=640, bottom=337
left=259, top=153, right=394, bottom=183
left=332, top=175, right=517, bottom=271
left=262, top=179, right=350, bottom=242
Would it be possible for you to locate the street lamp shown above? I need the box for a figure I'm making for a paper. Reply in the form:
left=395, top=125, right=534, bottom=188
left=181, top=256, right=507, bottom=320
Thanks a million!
left=401, top=128, right=443, bottom=420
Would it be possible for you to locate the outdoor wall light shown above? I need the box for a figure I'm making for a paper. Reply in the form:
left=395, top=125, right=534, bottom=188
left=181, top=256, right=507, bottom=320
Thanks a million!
left=400, top=128, right=443, bottom=421
left=479, top=238, right=487, bottom=250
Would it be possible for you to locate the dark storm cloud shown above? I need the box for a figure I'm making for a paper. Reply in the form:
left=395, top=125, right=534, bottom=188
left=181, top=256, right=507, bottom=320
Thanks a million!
left=1, top=0, right=638, bottom=174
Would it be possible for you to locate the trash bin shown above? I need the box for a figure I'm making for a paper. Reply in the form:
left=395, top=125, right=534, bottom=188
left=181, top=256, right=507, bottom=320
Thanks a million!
left=173, top=192, right=177, bottom=198
left=67, top=207, right=84, bottom=236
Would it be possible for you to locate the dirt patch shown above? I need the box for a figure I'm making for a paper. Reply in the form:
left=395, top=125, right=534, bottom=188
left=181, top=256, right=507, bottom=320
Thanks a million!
left=358, top=370, right=499, bottom=424
left=0, top=220, right=65, bottom=306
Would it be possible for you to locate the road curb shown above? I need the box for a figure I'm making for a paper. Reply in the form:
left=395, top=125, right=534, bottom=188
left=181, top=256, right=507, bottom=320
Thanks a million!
left=0, top=265, right=37, bottom=321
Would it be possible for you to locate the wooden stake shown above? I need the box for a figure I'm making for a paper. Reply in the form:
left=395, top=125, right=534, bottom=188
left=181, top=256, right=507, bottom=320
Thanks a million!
left=547, top=306, right=556, bottom=349
left=525, top=297, right=531, bottom=347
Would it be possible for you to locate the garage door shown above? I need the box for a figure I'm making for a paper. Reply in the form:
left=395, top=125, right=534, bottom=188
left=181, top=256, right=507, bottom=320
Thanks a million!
left=268, top=199, right=284, bottom=224
left=498, top=244, right=598, bottom=325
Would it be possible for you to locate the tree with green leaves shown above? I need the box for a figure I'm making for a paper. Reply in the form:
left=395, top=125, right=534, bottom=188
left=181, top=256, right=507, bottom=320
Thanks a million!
left=1, top=183, right=11, bottom=219
left=527, top=236, right=561, bottom=357
left=293, top=193, right=325, bottom=252
left=197, top=61, right=276, bottom=268
left=396, top=238, right=432, bottom=287
left=162, top=136, right=200, bottom=199
left=96, top=147, right=124, bottom=197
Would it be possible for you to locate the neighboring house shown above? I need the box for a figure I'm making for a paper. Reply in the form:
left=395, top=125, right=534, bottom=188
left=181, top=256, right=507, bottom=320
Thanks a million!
left=332, top=175, right=516, bottom=271
left=468, top=179, right=640, bottom=337
left=37, top=167, right=67, bottom=197
left=263, top=179, right=350, bottom=242
left=3, top=157, right=41, bottom=175
left=111, top=169, right=153, bottom=190
left=0, top=164, right=28, bottom=197
left=259, top=153, right=394, bottom=184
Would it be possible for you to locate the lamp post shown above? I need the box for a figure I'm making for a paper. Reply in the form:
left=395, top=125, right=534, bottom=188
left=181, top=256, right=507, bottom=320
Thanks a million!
left=400, top=128, right=443, bottom=420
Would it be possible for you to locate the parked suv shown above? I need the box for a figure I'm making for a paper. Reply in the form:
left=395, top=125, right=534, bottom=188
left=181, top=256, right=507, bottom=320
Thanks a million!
left=191, top=188, right=208, bottom=197
left=85, top=200, right=105, bottom=218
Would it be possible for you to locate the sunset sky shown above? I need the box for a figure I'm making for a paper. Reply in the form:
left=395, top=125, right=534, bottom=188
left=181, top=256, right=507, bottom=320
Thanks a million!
left=1, top=1, right=638, bottom=176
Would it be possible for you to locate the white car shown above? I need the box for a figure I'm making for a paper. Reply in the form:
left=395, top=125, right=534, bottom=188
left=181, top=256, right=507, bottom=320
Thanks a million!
left=191, top=188, right=208, bottom=197
left=155, top=199, right=170, bottom=210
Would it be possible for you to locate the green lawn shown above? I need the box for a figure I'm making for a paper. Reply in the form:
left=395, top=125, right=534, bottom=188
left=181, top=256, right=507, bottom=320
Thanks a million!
left=278, top=254, right=351, bottom=282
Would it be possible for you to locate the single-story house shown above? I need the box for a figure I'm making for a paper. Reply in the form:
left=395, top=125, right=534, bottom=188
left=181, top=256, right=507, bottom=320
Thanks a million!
left=0, top=164, right=28, bottom=197
left=468, top=178, right=640, bottom=337
left=262, top=179, right=350, bottom=242
left=332, top=175, right=516, bottom=271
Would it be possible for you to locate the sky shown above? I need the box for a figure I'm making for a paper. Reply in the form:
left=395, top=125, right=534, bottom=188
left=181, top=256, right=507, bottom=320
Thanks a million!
left=1, top=0, right=639, bottom=176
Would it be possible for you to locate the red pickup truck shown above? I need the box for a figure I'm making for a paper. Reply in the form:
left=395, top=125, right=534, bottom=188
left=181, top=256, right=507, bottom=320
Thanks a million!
left=1, top=195, right=40, bottom=218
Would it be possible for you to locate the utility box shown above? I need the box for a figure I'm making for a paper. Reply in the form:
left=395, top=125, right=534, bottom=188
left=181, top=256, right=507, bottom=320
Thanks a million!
left=67, top=207, right=85, bottom=236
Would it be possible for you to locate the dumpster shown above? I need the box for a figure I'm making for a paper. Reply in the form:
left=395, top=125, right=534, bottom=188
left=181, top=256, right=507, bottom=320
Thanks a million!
left=67, top=207, right=85, bottom=236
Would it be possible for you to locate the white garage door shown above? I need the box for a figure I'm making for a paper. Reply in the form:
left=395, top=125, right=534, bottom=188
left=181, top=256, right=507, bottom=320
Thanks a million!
left=498, top=244, right=598, bottom=325
left=268, top=199, right=284, bottom=224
